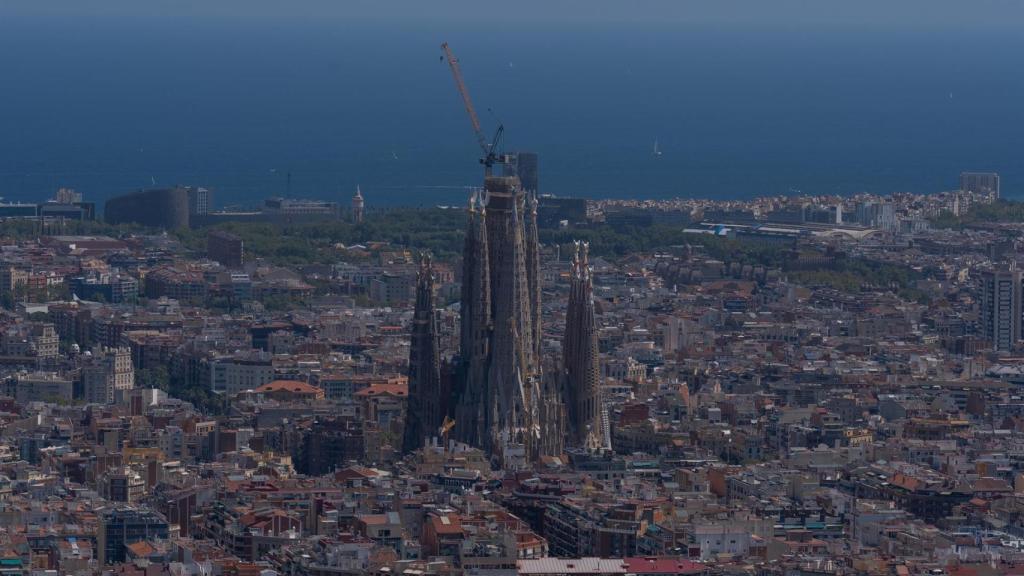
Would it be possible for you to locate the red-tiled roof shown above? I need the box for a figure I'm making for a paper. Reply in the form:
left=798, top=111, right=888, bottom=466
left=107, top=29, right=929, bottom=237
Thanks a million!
left=254, top=380, right=323, bottom=396
left=354, top=382, right=408, bottom=397
left=126, top=541, right=157, bottom=558
left=430, top=514, right=463, bottom=535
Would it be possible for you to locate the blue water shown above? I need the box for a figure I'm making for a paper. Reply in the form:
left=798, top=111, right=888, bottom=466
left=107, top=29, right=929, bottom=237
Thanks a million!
left=0, top=13, right=1022, bottom=208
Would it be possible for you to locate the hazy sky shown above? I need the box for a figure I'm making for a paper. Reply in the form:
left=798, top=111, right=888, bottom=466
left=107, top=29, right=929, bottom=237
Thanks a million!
left=5, top=0, right=1024, bottom=31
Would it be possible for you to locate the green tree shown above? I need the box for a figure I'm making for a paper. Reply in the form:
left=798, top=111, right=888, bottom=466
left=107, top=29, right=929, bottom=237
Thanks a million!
left=137, top=366, right=170, bottom=391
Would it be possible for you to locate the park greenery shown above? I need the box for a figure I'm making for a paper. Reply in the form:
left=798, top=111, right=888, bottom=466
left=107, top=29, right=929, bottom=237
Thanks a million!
left=137, top=365, right=225, bottom=414
left=0, top=205, right=927, bottom=302
left=930, top=199, right=1024, bottom=229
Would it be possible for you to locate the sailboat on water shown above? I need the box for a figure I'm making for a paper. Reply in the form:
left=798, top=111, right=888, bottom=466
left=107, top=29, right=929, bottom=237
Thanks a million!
left=653, top=139, right=663, bottom=158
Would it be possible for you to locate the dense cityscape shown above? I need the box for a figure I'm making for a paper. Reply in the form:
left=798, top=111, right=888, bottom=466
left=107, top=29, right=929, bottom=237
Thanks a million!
left=5, top=0, right=1024, bottom=574
left=0, top=162, right=1023, bottom=576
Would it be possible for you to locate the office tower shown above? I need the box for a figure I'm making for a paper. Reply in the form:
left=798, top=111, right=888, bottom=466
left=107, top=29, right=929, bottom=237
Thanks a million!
left=207, top=230, right=244, bottom=268
left=105, top=188, right=191, bottom=229
left=402, top=255, right=442, bottom=453
left=960, top=172, right=1000, bottom=199
left=98, top=508, right=169, bottom=565
left=562, top=242, right=608, bottom=450
left=505, top=152, right=539, bottom=195
left=186, top=186, right=210, bottom=216
left=352, top=186, right=365, bottom=224
left=457, top=176, right=549, bottom=467
left=979, top=267, right=1021, bottom=352
left=854, top=201, right=896, bottom=231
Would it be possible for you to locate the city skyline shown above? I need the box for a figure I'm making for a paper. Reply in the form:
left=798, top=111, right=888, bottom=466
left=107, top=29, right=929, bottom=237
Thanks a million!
left=3, top=3, right=1024, bottom=575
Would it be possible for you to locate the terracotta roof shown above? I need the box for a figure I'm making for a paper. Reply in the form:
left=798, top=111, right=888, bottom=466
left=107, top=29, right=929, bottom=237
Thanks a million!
left=253, top=380, right=323, bottom=395
left=430, top=514, right=463, bottom=535
left=973, top=477, right=1012, bottom=493
left=355, top=382, right=408, bottom=397
left=126, top=541, right=157, bottom=557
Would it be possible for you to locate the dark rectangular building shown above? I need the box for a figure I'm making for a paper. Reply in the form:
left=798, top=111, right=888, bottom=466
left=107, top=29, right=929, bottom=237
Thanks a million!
left=505, top=150, right=540, bottom=194
left=98, top=508, right=169, bottom=565
left=960, top=171, right=1000, bottom=199
left=207, top=230, right=244, bottom=268
left=538, top=196, right=587, bottom=227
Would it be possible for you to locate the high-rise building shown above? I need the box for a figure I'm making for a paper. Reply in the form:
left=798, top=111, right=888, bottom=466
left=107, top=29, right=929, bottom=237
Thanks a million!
left=979, top=267, right=1021, bottom=352
left=105, top=188, right=191, bottom=229
left=854, top=201, right=896, bottom=231
left=186, top=186, right=211, bottom=216
left=97, top=508, right=169, bottom=565
left=207, top=230, right=244, bottom=268
left=352, top=186, right=365, bottom=224
left=505, top=152, right=539, bottom=194
left=456, top=176, right=554, bottom=468
left=402, top=255, right=442, bottom=453
left=561, top=242, right=609, bottom=450
left=960, top=172, right=1000, bottom=199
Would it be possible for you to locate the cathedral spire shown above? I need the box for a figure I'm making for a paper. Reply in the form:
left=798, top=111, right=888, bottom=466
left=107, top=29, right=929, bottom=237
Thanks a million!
left=402, top=253, right=442, bottom=454
left=454, top=176, right=552, bottom=467
left=456, top=189, right=491, bottom=448
left=524, top=190, right=543, bottom=363
left=562, top=241, right=608, bottom=450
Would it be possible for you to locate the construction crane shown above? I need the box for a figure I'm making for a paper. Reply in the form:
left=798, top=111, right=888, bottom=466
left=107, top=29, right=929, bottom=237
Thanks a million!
left=441, top=42, right=506, bottom=177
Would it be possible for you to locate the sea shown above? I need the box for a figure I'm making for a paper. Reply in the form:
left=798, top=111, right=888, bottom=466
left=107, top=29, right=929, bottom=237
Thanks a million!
left=1, top=14, right=1022, bottom=209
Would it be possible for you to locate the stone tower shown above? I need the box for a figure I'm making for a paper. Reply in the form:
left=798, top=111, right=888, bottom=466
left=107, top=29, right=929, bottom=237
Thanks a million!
left=483, top=176, right=539, bottom=466
left=351, top=186, right=365, bottom=224
left=524, top=191, right=543, bottom=363
left=456, top=176, right=546, bottom=467
left=562, top=242, right=608, bottom=450
left=456, top=191, right=491, bottom=448
left=402, top=254, right=442, bottom=454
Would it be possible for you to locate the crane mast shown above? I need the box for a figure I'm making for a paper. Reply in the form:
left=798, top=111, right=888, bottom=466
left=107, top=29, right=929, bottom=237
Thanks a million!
left=441, top=42, right=488, bottom=154
left=441, top=42, right=506, bottom=177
